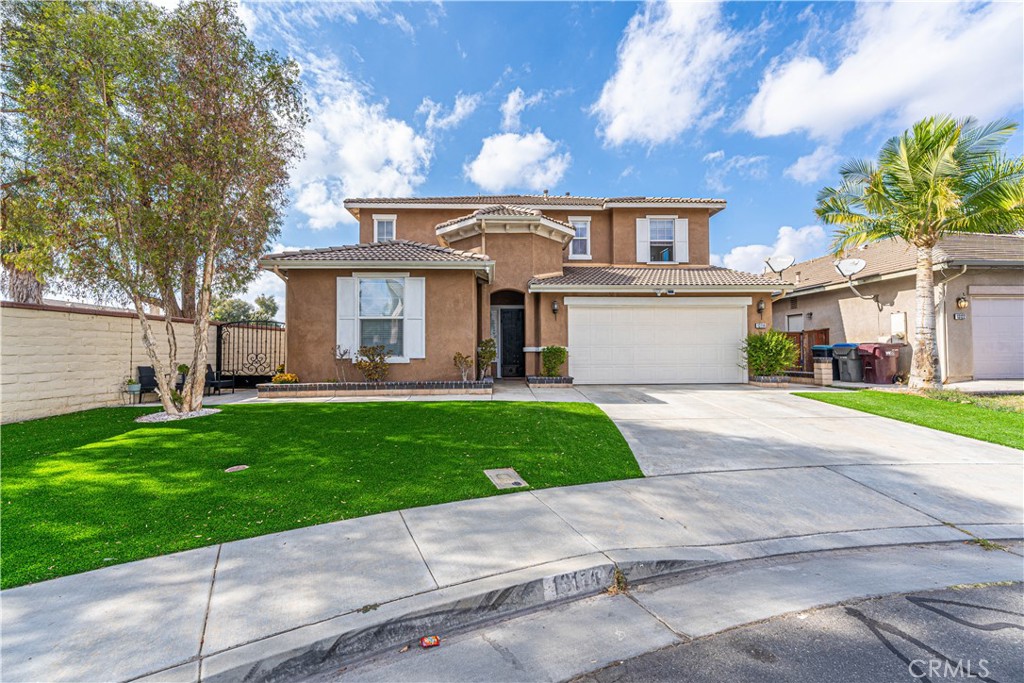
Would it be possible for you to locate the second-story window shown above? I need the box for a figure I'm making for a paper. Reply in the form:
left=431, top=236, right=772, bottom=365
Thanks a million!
left=648, top=218, right=675, bottom=262
left=373, top=214, right=396, bottom=242
left=569, top=216, right=591, bottom=259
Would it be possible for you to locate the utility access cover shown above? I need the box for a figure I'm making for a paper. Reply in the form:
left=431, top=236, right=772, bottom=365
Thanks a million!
left=484, top=468, right=529, bottom=490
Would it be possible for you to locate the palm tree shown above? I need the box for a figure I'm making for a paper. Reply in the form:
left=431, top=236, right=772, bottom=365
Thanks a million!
left=816, top=116, right=1024, bottom=389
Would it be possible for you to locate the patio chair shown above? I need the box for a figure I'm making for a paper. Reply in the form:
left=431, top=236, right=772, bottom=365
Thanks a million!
left=205, top=364, right=235, bottom=396
left=136, top=366, right=159, bottom=404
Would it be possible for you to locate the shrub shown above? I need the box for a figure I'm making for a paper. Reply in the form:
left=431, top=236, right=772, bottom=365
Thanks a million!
left=176, top=364, right=190, bottom=376
left=331, top=346, right=351, bottom=383
left=740, top=330, right=799, bottom=378
left=354, top=345, right=391, bottom=382
left=541, top=345, right=568, bottom=377
left=477, top=338, right=497, bottom=377
left=453, top=352, right=473, bottom=381
left=271, top=372, right=300, bottom=384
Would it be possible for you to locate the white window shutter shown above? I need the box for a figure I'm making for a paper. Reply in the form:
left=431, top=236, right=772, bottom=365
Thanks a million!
left=336, top=277, right=357, bottom=356
left=635, top=218, right=649, bottom=264
left=404, top=277, right=426, bottom=359
left=674, top=218, right=689, bottom=263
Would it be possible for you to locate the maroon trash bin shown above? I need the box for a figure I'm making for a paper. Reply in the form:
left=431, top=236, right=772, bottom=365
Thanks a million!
left=858, top=343, right=902, bottom=384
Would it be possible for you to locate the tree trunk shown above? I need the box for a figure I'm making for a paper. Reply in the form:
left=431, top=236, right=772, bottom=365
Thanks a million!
left=132, top=298, right=181, bottom=415
left=181, top=246, right=217, bottom=412
left=2, top=263, right=44, bottom=304
left=910, top=244, right=942, bottom=390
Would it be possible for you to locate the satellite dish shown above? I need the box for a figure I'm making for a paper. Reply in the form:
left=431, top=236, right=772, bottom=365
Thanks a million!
left=764, top=255, right=796, bottom=274
left=835, top=258, right=867, bottom=278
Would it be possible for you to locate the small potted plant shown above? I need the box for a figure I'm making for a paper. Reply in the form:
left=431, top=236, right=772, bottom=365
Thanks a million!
left=123, top=375, right=141, bottom=394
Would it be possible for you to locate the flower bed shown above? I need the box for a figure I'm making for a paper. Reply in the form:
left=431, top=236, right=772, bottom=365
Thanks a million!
left=257, top=378, right=494, bottom=398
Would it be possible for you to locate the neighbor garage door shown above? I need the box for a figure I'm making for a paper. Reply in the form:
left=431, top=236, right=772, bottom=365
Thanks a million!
left=567, top=297, right=750, bottom=384
left=972, top=297, right=1024, bottom=379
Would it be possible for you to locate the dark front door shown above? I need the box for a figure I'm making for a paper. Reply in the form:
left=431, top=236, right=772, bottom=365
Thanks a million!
left=500, top=308, right=525, bottom=378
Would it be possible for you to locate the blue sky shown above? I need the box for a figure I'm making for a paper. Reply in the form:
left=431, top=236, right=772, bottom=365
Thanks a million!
left=232, top=0, right=1024, bottom=306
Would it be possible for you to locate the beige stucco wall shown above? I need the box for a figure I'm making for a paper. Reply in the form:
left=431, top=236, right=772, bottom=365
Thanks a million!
left=355, top=206, right=714, bottom=267
left=608, top=207, right=712, bottom=265
left=0, top=304, right=218, bottom=423
left=284, top=268, right=479, bottom=383
left=774, top=268, right=1024, bottom=382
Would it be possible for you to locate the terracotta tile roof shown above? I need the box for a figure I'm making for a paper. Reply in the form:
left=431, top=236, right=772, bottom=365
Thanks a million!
left=435, top=204, right=575, bottom=231
left=530, top=265, right=785, bottom=289
left=261, top=240, right=491, bottom=263
left=785, top=233, right=1024, bottom=293
left=348, top=194, right=605, bottom=206
left=345, top=194, right=726, bottom=208
left=604, top=196, right=727, bottom=204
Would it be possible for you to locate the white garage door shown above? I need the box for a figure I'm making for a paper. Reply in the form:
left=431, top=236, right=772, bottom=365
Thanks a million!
left=972, top=297, right=1024, bottom=379
left=567, top=297, right=749, bottom=384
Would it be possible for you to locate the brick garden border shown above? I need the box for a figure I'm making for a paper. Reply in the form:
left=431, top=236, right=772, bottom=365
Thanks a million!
left=526, top=376, right=574, bottom=388
left=257, top=378, right=493, bottom=398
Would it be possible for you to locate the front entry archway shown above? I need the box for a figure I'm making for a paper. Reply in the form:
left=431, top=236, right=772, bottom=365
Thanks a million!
left=490, top=290, right=525, bottom=378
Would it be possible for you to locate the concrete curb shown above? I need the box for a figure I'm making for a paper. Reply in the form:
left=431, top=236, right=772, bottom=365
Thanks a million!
left=181, top=524, right=1022, bottom=683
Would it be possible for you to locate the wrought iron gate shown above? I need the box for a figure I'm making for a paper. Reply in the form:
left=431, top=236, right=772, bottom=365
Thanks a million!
left=216, top=320, right=285, bottom=386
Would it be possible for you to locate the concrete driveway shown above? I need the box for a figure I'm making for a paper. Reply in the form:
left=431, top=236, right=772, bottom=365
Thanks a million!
left=577, top=384, right=1021, bottom=476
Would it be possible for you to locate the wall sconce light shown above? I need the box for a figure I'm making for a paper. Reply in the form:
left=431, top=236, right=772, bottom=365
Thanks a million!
left=551, top=299, right=560, bottom=316
left=806, top=312, right=813, bottom=320
left=756, top=299, right=766, bottom=319
left=956, top=296, right=969, bottom=310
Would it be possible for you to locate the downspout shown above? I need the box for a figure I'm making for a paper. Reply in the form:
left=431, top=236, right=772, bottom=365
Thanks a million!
left=936, top=264, right=968, bottom=383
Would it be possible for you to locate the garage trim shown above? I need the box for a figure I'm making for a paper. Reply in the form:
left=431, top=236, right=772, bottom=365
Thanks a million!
left=564, top=296, right=752, bottom=307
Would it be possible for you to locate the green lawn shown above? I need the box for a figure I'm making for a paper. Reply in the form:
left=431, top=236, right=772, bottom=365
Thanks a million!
left=1, top=402, right=640, bottom=588
left=794, top=390, right=1024, bottom=450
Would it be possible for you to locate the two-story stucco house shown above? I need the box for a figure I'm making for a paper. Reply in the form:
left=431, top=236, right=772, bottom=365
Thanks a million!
left=259, top=194, right=784, bottom=384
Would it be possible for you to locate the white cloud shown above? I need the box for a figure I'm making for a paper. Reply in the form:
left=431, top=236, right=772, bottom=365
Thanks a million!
left=417, top=92, right=482, bottom=133
left=740, top=2, right=1024, bottom=140
left=784, top=145, right=841, bottom=184
left=591, top=2, right=741, bottom=147
left=291, top=54, right=432, bottom=229
left=703, top=153, right=768, bottom=194
left=500, top=88, right=545, bottom=131
left=464, top=130, right=571, bottom=193
left=713, top=225, right=827, bottom=274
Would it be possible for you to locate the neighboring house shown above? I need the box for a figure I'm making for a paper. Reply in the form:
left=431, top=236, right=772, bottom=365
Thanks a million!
left=260, top=194, right=783, bottom=384
left=772, top=234, right=1024, bottom=382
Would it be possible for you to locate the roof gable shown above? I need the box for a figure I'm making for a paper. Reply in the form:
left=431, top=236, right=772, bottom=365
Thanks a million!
left=783, top=234, right=1024, bottom=293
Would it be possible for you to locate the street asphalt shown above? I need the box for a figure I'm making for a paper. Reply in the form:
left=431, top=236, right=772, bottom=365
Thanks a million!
left=573, top=583, right=1024, bottom=683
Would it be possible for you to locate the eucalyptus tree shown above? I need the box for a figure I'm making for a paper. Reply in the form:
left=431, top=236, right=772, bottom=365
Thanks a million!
left=816, top=116, right=1024, bottom=388
left=5, top=0, right=306, bottom=413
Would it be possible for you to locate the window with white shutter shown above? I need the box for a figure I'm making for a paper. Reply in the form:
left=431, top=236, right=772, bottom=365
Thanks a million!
left=674, top=218, right=689, bottom=263
left=635, top=218, right=649, bottom=264
left=648, top=218, right=675, bottom=262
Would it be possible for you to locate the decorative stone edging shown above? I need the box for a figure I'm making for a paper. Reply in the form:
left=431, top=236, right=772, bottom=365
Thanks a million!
left=749, top=375, right=791, bottom=389
left=526, top=376, right=574, bottom=388
left=257, top=378, right=493, bottom=398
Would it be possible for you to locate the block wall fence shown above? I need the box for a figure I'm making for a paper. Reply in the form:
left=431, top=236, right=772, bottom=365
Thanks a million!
left=0, top=302, right=282, bottom=423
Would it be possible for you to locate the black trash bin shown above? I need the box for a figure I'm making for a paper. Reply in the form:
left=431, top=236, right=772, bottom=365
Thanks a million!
left=832, top=343, right=863, bottom=382
left=811, top=344, right=839, bottom=380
